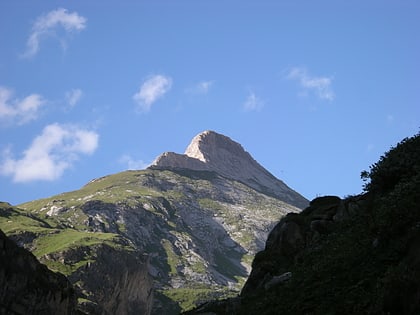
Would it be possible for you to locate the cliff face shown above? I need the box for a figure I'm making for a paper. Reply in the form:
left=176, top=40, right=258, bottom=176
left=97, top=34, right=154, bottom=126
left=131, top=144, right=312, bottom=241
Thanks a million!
left=67, top=244, right=152, bottom=315
left=151, top=130, right=308, bottom=209
left=0, top=228, right=77, bottom=315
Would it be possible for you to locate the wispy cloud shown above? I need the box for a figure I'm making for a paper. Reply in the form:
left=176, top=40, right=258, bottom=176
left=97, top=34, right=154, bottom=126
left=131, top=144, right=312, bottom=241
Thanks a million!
left=196, top=81, right=213, bottom=94
left=65, top=88, right=83, bottom=107
left=119, top=154, right=149, bottom=170
left=287, top=67, right=335, bottom=101
left=0, top=123, right=98, bottom=182
left=186, top=81, right=214, bottom=94
left=22, top=8, right=87, bottom=58
left=133, top=74, right=172, bottom=112
left=0, top=86, right=45, bottom=125
left=243, top=92, right=264, bottom=112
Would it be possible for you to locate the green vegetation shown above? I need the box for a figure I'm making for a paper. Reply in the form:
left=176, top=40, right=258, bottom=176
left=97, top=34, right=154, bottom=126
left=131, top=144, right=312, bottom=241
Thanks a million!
left=32, top=229, right=128, bottom=275
left=33, top=229, right=118, bottom=257
left=198, top=198, right=225, bottom=213
left=161, top=238, right=180, bottom=276
left=19, top=170, right=162, bottom=212
left=361, top=132, right=420, bottom=194
left=40, top=257, right=94, bottom=276
left=163, top=288, right=212, bottom=312
left=190, top=260, right=207, bottom=274
left=0, top=212, right=51, bottom=234
left=161, top=286, right=238, bottom=313
left=0, top=202, right=131, bottom=275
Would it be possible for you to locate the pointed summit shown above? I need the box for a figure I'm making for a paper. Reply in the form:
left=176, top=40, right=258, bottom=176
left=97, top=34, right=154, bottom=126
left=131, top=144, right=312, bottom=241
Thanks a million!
left=150, top=130, right=308, bottom=208
left=185, top=130, right=250, bottom=164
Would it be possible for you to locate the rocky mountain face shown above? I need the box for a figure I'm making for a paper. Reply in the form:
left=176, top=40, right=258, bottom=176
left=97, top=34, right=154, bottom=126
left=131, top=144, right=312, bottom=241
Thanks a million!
left=185, top=132, right=420, bottom=315
left=151, top=130, right=308, bottom=209
left=0, top=131, right=307, bottom=314
left=0, top=226, right=77, bottom=314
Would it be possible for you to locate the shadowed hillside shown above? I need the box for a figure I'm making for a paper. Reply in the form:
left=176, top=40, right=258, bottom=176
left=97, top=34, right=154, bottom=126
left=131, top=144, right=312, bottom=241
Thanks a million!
left=186, top=132, right=420, bottom=315
left=0, top=227, right=78, bottom=314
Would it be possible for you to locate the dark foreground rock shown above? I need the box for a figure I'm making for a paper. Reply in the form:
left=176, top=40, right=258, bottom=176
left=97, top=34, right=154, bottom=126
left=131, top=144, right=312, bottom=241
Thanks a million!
left=0, top=229, right=78, bottom=315
left=185, top=132, right=420, bottom=315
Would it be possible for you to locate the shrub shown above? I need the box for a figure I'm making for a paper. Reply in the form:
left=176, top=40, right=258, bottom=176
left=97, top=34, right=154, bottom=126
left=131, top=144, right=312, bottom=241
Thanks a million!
left=361, top=132, right=420, bottom=194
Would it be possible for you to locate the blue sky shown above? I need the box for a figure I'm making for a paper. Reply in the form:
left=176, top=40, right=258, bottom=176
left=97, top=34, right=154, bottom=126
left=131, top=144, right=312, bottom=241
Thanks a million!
left=1, top=0, right=419, bottom=205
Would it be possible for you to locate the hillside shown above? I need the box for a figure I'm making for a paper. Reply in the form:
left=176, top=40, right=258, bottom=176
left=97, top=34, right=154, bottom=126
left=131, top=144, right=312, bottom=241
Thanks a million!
left=0, top=131, right=307, bottom=314
left=185, top=132, right=420, bottom=314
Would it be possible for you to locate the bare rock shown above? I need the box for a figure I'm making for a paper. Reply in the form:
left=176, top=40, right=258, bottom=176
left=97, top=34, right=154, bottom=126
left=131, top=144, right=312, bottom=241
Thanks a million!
left=69, top=244, right=153, bottom=315
left=265, top=220, right=305, bottom=256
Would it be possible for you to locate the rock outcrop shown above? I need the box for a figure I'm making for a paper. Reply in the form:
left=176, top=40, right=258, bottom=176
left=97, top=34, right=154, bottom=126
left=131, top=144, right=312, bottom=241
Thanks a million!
left=0, top=228, right=77, bottom=315
left=151, top=130, right=308, bottom=209
left=241, top=195, right=367, bottom=295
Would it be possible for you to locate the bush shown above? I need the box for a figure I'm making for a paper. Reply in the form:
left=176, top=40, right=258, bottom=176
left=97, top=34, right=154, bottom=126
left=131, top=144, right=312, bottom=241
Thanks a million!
left=361, top=132, right=420, bottom=194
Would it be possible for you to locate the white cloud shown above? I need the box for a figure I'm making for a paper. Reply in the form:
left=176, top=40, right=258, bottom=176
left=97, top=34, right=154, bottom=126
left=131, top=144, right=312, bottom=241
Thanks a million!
left=287, top=67, right=335, bottom=101
left=133, top=75, right=172, bottom=112
left=0, top=86, right=45, bottom=125
left=22, top=8, right=87, bottom=58
left=119, top=154, right=149, bottom=170
left=65, top=88, right=83, bottom=107
left=243, top=92, right=264, bottom=112
left=0, top=123, right=99, bottom=182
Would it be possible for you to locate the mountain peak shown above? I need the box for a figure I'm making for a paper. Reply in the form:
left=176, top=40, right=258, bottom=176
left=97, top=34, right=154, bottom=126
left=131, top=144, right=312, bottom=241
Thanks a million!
left=184, top=130, right=253, bottom=167
left=184, top=130, right=242, bottom=162
left=184, top=130, right=213, bottom=162
left=150, top=131, right=308, bottom=208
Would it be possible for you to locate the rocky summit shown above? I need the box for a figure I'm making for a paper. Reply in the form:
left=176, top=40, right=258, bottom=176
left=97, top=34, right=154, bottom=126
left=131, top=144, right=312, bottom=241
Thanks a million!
left=0, top=130, right=308, bottom=314
left=151, top=130, right=308, bottom=209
